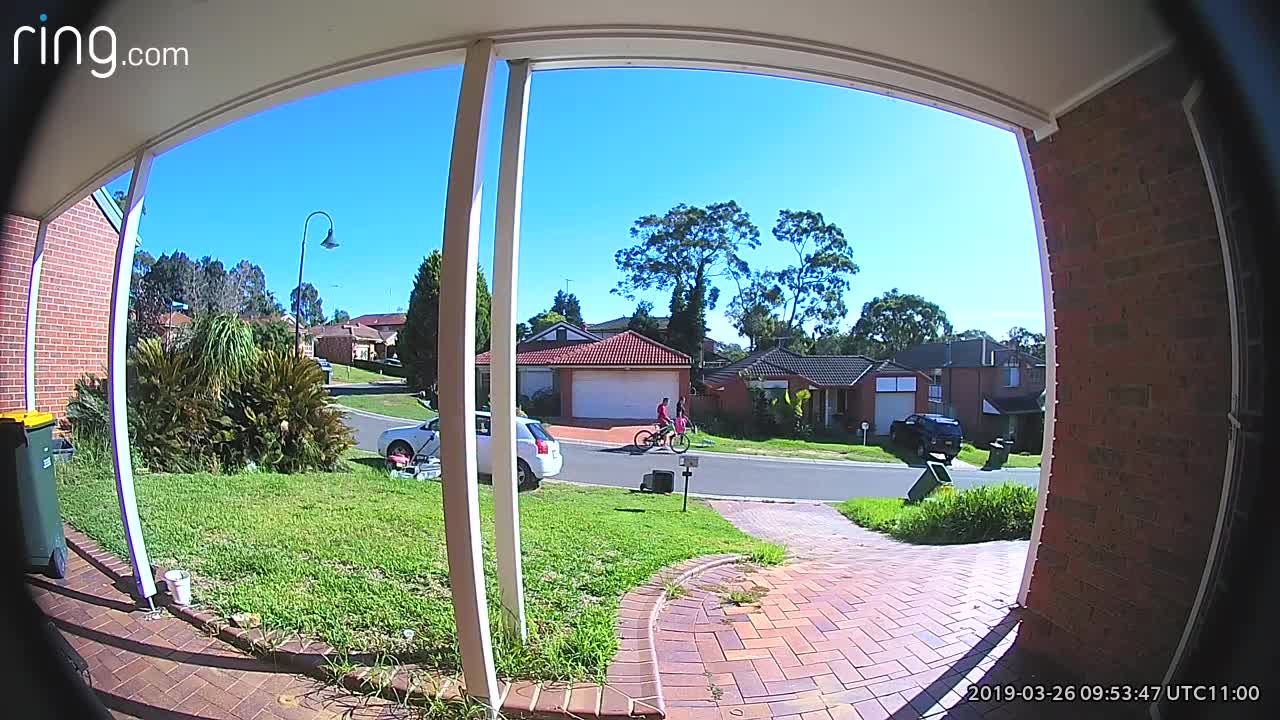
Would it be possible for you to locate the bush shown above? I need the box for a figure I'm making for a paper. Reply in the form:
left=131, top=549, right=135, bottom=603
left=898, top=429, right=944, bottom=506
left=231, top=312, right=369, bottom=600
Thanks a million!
left=129, top=338, right=223, bottom=472
left=837, top=483, right=1036, bottom=545
left=221, top=351, right=353, bottom=472
left=184, top=313, right=258, bottom=394
left=65, top=374, right=113, bottom=466
left=251, top=319, right=295, bottom=354
left=520, top=389, right=560, bottom=419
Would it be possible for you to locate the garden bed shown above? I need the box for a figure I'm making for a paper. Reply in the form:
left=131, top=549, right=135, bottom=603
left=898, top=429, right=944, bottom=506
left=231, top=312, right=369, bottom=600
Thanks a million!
left=55, top=455, right=779, bottom=682
left=835, top=483, right=1036, bottom=544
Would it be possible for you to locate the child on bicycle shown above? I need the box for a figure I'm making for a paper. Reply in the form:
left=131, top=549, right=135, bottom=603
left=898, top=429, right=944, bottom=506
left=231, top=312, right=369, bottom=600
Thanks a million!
left=655, top=397, right=674, bottom=439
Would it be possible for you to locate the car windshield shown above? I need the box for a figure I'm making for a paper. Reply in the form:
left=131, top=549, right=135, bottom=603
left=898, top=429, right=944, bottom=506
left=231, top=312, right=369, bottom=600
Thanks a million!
left=526, top=423, right=555, bottom=442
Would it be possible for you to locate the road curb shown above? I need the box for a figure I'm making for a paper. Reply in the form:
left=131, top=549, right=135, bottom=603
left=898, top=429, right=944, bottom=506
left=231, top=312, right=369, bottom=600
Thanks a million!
left=337, top=405, right=429, bottom=425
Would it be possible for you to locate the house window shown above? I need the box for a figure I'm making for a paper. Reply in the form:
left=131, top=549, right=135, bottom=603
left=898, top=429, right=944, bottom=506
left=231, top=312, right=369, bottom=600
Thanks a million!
left=928, top=384, right=942, bottom=402
left=555, top=328, right=567, bottom=341
left=875, top=376, right=916, bottom=392
left=1004, top=359, right=1020, bottom=387
left=1029, top=367, right=1044, bottom=384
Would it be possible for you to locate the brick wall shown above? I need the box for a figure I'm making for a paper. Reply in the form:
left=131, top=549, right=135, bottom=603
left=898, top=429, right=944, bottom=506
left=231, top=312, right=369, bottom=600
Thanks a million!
left=1019, top=50, right=1230, bottom=683
left=0, top=196, right=118, bottom=419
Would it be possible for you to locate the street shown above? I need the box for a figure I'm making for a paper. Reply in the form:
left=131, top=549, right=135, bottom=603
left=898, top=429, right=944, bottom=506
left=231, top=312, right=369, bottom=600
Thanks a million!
left=343, top=410, right=1039, bottom=502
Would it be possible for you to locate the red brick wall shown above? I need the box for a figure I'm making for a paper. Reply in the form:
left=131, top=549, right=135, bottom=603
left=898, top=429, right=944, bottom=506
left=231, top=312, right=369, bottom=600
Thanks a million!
left=853, top=372, right=930, bottom=434
left=0, top=196, right=117, bottom=418
left=1020, top=51, right=1230, bottom=683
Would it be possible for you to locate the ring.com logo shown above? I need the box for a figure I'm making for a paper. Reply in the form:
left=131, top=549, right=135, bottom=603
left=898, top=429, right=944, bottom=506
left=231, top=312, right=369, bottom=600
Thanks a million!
left=12, top=13, right=188, bottom=79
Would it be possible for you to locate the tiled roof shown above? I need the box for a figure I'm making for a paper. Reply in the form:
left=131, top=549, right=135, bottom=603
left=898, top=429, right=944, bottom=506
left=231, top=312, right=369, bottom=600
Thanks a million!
left=587, top=315, right=670, bottom=332
left=477, top=331, right=687, bottom=367
left=891, top=338, right=1043, bottom=369
left=550, top=331, right=688, bottom=366
left=159, top=311, right=191, bottom=327
left=475, top=340, right=590, bottom=365
left=350, top=312, right=406, bottom=327
left=703, top=348, right=879, bottom=388
left=309, top=323, right=384, bottom=341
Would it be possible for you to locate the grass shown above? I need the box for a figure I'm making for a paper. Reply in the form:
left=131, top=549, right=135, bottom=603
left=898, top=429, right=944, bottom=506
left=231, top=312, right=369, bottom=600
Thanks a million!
left=56, top=455, right=780, bottom=682
left=722, top=586, right=769, bottom=606
left=333, top=393, right=436, bottom=421
left=835, top=483, right=1037, bottom=544
left=327, top=362, right=405, bottom=385
left=685, top=432, right=905, bottom=463
left=956, top=443, right=1042, bottom=469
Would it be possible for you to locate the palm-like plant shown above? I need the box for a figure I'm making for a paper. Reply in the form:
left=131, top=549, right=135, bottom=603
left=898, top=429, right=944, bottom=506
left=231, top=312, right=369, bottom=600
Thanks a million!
left=186, top=312, right=259, bottom=393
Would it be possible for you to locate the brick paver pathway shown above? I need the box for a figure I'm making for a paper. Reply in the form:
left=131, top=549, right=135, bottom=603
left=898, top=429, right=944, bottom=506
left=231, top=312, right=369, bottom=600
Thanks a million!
left=654, top=501, right=1139, bottom=720
left=26, top=544, right=408, bottom=720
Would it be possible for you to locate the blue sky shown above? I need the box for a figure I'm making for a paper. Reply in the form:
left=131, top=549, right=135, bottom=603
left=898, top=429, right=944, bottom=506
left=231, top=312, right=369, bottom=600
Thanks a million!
left=109, top=63, right=1045, bottom=345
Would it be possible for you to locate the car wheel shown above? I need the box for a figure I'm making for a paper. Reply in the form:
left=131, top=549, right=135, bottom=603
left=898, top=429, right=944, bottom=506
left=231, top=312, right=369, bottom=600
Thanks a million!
left=387, top=441, right=413, bottom=461
left=47, top=547, right=67, bottom=580
left=516, top=459, right=539, bottom=491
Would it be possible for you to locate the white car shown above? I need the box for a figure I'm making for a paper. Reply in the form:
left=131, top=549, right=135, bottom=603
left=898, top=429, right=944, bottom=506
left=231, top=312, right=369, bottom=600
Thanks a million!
left=376, top=411, right=562, bottom=488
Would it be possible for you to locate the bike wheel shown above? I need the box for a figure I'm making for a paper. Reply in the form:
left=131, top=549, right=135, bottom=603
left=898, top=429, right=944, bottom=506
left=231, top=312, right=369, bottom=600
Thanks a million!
left=633, top=429, right=655, bottom=451
left=670, top=433, right=691, bottom=454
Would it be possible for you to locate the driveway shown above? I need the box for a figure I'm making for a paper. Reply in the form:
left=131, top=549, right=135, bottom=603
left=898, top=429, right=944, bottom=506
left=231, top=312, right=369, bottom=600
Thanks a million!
left=652, top=502, right=1117, bottom=719
left=342, top=410, right=1039, bottom=502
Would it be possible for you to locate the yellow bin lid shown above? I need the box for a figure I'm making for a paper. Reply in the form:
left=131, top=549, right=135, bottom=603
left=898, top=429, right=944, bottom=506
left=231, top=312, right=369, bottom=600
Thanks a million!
left=0, top=410, right=56, bottom=428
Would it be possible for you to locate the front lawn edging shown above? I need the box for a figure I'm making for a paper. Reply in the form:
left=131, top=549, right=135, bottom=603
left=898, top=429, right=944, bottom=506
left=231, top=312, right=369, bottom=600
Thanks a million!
left=62, top=525, right=742, bottom=719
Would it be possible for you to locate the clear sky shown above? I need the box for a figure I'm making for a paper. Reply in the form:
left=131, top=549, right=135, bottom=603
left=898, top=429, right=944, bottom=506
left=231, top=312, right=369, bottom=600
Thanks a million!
left=109, top=63, right=1045, bottom=345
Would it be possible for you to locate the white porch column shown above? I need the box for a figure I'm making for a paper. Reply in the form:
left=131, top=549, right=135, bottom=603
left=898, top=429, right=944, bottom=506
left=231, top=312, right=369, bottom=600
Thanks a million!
left=437, top=40, right=500, bottom=705
left=24, top=220, right=49, bottom=411
left=491, top=59, right=532, bottom=641
left=108, top=151, right=158, bottom=604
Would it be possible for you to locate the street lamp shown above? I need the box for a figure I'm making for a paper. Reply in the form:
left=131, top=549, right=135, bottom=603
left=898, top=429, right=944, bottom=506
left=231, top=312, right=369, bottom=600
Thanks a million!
left=295, top=210, right=337, bottom=355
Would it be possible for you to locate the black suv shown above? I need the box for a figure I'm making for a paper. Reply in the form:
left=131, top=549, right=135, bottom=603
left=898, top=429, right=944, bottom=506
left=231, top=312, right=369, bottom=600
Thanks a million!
left=889, top=413, right=964, bottom=463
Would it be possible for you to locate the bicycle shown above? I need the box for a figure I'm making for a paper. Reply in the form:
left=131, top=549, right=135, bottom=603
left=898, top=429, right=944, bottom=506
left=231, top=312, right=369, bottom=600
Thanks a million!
left=633, top=423, right=691, bottom=454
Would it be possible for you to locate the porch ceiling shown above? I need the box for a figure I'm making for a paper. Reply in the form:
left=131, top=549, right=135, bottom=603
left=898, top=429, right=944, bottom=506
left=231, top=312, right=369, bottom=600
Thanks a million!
left=16, top=0, right=1170, bottom=218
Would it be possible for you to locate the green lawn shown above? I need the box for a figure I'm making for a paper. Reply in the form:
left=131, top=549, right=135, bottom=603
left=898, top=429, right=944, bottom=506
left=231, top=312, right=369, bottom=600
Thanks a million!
left=56, top=456, right=779, bottom=682
left=686, top=432, right=905, bottom=463
left=327, top=362, right=405, bottom=385
left=333, top=393, right=436, bottom=421
left=835, top=482, right=1036, bottom=544
left=956, top=443, right=1042, bottom=468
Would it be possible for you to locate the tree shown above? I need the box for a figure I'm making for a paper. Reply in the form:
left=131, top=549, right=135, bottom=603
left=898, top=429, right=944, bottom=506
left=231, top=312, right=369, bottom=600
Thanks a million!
left=185, top=256, right=239, bottom=316
left=330, top=308, right=351, bottom=325
left=550, top=290, right=584, bottom=327
left=951, top=328, right=994, bottom=341
left=614, top=201, right=760, bottom=374
left=1004, top=326, right=1046, bottom=359
left=133, top=249, right=156, bottom=282
left=716, top=341, right=749, bottom=362
left=515, top=323, right=530, bottom=341
left=526, top=310, right=568, bottom=336
left=400, top=251, right=491, bottom=392
left=289, top=282, right=325, bottom=327
left=666, top=276, right=689, bottom=354
left=726, top=278, right=784, bottom=350
left=145, top=252, right=196, bottom=307
left=627, top=301, right=664, bottom=342
left=760, top=210, right=859, bottom=336
left=250, top=319, right=294, bottom=354
left=847, top=289, right=953, bottom=358
left=229, top=260, right=277, bottom=315
left=128, top=273, right=170, bottom=347
left=112, top=188, right=145, bottom=215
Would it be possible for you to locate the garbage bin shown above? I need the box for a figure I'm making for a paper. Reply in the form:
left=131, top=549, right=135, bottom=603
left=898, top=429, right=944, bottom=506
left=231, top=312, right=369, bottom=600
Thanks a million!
left=0, top=410, right=66, bottom=578
left=906, top=460, right=952, bottom=503
left=642, top=469, right=675, bottom=494
left=985, top=439, right=1010, bottom=470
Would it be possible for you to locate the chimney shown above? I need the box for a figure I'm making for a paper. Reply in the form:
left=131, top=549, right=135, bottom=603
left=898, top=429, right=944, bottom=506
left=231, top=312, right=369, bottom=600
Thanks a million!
left=944, top=341, right=952, bottom=367
left=981, top=337, right=988, bottom=366
left=774, top=336, right=789, bottom=350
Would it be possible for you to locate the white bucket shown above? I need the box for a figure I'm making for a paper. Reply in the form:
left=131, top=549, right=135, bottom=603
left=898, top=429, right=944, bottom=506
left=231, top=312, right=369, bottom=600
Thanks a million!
left=164, top=569, right=192, bottom=606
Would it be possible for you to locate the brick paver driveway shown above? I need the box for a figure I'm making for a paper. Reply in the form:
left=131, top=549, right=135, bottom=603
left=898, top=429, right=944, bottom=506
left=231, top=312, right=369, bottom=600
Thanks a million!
left=26, top=545, right=406, bottom=720
left=654, top=501, right=1134, bottom=719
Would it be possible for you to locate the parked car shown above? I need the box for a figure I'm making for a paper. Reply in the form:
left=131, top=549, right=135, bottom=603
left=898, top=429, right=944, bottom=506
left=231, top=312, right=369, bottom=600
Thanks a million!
left=381, top=357, right=402, bottom=367
left=376, top=411, right=561, bottom=489
left=889, top=413, right=964, bottom=463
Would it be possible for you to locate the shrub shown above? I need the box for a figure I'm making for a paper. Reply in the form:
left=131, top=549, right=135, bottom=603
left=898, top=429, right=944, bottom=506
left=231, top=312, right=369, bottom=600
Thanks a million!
left=185, top=312, right=259, bottom=394
left=893, top=483, right=1036, bottom=544
left=128, top=338, right=223, bottom=472
left=65, top=374, right=113, bottom=466
left=520, top=389, right=560, bottom=419
left=220, top=351, right=353, bottom=472
left=250, top=319, right=295, bottom=354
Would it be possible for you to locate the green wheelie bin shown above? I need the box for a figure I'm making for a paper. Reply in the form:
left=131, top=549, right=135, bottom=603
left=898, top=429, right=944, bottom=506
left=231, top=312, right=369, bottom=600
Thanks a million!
left=1, top=410, right=66, bottom=578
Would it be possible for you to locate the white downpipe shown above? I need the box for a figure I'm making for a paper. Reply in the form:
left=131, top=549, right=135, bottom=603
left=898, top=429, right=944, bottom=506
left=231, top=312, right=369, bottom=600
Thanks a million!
left=24, top=220, right=49, bottom=411
left=491, top=59, right=532, bottom=642
left=108, top=151, right=157, bottom=604
left=1016, top=130, right=1055, bottom=607
left=437, top=39, right=501, bottom=707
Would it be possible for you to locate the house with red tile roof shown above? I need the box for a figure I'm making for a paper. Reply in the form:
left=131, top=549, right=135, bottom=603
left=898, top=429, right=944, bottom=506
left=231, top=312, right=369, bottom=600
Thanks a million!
left=476, top=321, right=689, bottom=420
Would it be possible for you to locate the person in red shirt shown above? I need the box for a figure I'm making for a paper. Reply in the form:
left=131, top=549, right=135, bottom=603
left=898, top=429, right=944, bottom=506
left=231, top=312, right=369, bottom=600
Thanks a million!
left=656, top=397, right=673, bottom=438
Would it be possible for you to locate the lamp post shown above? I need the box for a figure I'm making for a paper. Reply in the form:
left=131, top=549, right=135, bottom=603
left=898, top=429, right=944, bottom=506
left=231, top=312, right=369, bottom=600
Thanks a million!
left=294, top=211, right=337, bottom=355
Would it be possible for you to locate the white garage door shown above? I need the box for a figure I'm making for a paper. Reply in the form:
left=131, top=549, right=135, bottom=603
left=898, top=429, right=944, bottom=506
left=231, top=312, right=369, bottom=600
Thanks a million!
left=572, top=370, right=680, bottom=419
left=874, top=393, right=916, bottom=435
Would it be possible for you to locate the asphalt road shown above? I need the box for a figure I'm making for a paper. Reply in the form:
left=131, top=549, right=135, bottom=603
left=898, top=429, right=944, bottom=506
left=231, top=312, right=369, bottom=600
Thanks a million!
left=343, top=410, right=1039, bottom=502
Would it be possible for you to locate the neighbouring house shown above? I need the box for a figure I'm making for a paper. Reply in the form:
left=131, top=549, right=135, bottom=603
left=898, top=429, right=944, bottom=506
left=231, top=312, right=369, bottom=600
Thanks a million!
left=701, top=346, right=929, bottom=435
left=0, top=189, right=126, bottom=420
left=157, top=310, right=191, bottom=343
left=241, top=313, right=314, bottom=357
left=891, top=337, right=1046, bottom=451
left=587, top=315, right=726, bottom=368
left=476, top=321, right=690, bottom=419
left=350, top=312, right=406, bottom=356
left=310, top=323, right=385, bottom=363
